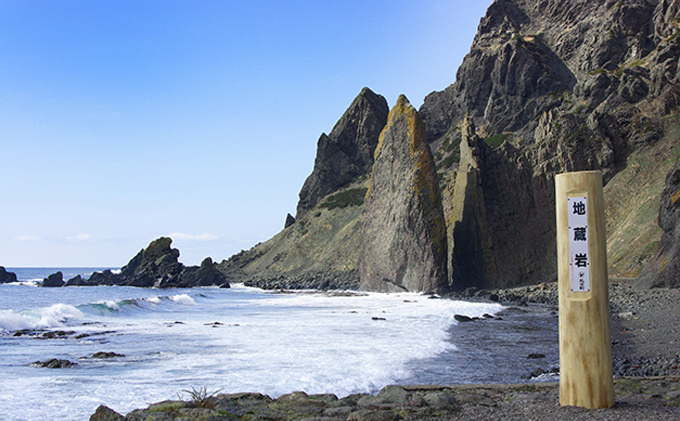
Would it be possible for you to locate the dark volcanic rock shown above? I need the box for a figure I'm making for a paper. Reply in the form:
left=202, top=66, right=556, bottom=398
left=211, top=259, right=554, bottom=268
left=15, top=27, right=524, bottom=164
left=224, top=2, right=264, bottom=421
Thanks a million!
left=91, top=352, right=125, bottom=359
left=41, top=271, right=64, bottom=287
left=89, top=405, right=125, bottom=421
left=119, top=237, right=183, bottom=287
left=637, top=158, right=680, bottom=288
left=64, top=274, right=86, bottom=286
left=86, top=269, right=121, bottom=286
left=159, top=257, right=229, bottom=288
left=0, top=266, right=17, bottom=284
left=79, top=237, right=230, bottom=288
left=359, top=95, right=448, bottom=293
left=284, top=213, right=296, bottom=228
left=296, top=87, right=389, bottom=218
left=31, top=358, right=76, bottom=368
left=445, top=117, right=559, bottom=291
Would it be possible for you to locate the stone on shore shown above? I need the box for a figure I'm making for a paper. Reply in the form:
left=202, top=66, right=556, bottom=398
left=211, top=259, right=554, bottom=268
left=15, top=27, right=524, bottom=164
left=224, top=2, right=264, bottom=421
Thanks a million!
left=359, top=95, right=448, bottom=293
left=159, top=257, right=229, bottom=288
left=119, top=237, right=183, bottom=287
left=89, top=405, right=124, bottom=421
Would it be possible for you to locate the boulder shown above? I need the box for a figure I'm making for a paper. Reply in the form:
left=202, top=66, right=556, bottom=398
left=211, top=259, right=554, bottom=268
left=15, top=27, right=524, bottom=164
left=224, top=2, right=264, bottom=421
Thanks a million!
left=31, top=358, right=76, bottom=368
left=359, top=95, right=448, bottom=293
left=64, top=274, right=86, bottom=286
left=637, top=158, right=680, bottom=288
left=89, top=405, right=125, bottom=421
left=41, top=271, right=64, bottom=287
left=0, top=266, right=17, bottom=284
left=296, top=87, right=389, bottom=217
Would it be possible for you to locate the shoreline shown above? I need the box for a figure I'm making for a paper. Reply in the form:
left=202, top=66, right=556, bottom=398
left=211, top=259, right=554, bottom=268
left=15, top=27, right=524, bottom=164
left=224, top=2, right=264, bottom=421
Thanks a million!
left=91, top=280, right=680, bottom=420
left=92, top=377, right=680, bottom=421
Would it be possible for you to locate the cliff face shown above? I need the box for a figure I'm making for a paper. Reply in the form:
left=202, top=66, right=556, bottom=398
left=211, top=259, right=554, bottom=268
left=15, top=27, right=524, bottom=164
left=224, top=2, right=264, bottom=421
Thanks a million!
left=221, top=0, right=680, bottom=291
left=359, top=95, right=448, bottom=293
left=637, top=157, right=680, bottom=288
left=422, top=0, right=680, bottom=289
left=296, top=87, right=389, bottom=218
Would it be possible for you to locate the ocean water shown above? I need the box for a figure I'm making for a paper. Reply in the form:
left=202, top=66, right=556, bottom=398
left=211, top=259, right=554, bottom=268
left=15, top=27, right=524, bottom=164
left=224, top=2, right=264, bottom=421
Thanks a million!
left=0, top=268, right=557, bottom=420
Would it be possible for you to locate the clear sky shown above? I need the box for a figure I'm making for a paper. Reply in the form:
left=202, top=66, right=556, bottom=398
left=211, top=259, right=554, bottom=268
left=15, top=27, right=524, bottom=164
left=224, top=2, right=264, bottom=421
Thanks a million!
left=1, top=0, right=492, bottom=268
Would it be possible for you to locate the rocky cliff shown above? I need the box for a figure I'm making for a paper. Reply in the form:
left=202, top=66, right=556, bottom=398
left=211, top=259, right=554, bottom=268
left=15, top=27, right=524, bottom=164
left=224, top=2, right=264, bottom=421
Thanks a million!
left=422, top=0, right=680, bottom=290
left=359, top=95, right=448, bottom=293
left=220, top=0, right=680, bottom=292
left=296, top=87, right=389, bottom=218
left=217, top=88, right=388, bottom=289
left=636, top=157, right=680, bottom=288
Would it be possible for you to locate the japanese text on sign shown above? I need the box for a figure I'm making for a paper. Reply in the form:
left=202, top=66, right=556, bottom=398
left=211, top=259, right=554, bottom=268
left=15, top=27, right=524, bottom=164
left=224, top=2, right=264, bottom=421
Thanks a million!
left=568, top=196, right=590, bottom=292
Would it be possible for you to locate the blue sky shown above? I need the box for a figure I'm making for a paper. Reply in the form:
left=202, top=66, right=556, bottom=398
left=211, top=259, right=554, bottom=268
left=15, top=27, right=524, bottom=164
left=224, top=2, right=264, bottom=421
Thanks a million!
left=1, top=0, right=492, bottom=267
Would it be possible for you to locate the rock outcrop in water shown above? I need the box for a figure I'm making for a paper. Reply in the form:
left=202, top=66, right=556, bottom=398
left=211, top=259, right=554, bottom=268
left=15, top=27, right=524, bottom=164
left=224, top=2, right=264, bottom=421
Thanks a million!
left=0, top=267, right=17, bottom=284
left=64, top=237, right=229, bottom=288
left=41, top=271, right=64, bottom=287
left=359, top=95, right=448, bottom=293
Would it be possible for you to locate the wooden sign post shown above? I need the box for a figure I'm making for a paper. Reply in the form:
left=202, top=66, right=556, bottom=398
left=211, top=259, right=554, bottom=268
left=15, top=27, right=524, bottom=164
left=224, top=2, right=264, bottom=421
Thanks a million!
left=555, top=170, right=614, bottom=409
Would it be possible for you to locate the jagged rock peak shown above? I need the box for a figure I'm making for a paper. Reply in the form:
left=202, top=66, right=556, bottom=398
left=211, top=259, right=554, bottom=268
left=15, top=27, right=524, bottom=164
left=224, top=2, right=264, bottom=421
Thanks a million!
left=296, top=87, right=388, bottom=218
left=359, top=95, right=448, bottom=293
left=284, top=213, right=296, bottom=229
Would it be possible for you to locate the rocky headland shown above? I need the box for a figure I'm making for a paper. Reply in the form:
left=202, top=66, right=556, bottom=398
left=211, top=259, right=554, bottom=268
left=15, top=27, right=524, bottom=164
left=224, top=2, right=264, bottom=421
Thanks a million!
left=214, top=0, right=680, bottom=299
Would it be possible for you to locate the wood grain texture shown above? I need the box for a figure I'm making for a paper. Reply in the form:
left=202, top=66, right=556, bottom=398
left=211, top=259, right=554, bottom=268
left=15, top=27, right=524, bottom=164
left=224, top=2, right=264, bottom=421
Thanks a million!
left=556, top=171, right=615, bottom=409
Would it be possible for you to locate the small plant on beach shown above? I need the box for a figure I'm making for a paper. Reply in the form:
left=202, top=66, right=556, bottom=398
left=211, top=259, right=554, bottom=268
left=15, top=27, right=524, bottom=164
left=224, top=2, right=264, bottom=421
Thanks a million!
left=147, top=401, right=185, bottom=414
left=178, top=386, right=222, bottom=408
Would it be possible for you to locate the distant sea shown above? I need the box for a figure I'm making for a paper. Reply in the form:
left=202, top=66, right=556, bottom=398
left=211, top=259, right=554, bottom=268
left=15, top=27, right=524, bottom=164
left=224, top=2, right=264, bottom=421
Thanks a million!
left=0, top=268, right=558, bottom=421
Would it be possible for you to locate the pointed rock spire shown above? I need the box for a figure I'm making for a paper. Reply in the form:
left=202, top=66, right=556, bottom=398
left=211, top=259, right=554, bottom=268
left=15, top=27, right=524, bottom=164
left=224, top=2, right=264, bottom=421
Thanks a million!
left=296, top=87, right=388, bottom=218
left=359, top=95, right=448, bottom=293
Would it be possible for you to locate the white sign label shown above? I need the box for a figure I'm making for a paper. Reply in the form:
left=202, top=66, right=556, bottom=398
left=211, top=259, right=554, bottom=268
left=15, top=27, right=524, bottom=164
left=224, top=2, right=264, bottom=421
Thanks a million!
left=568, top=196, right=590, bottom=292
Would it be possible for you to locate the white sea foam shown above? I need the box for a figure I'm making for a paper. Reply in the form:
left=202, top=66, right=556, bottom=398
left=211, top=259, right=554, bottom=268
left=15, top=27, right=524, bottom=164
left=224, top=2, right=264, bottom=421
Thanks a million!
left=143, top=296, right=162, bottom=304
left=169, top=294, right=196, bottom=305
left=0, top=303, right=83, bottom=332
left=0, top=284, right=505, bottom=421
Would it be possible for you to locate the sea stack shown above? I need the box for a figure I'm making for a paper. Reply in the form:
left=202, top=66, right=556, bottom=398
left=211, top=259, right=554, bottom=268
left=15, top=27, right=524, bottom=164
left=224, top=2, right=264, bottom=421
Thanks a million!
left=359, top=95, right=448, bottom=293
